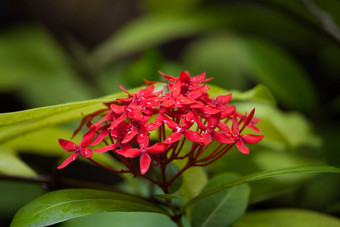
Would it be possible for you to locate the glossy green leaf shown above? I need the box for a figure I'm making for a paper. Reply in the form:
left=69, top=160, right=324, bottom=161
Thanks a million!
left=192, top=173, right=250, bottom=227
left=11, top=189, right=168, bottom=227
left=0, top=83, right=164, bottom=143
left=208, top=84, right=276, bottom=106
left=242, top=38, right=317, bottom=111
left=0, top=147, right=37, bottom=177
left=181, top=165, right=340, bottom=211
left=234, top=209, right=340, bottom=227
left=235, top=102, right=321, bottom=149
left=93, top=14, right=219, bottom=66
left=61, top=212, right=177, bottom=227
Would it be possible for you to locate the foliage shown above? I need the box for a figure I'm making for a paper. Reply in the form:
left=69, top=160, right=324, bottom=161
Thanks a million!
left=1, top=0, right=340, bottom=226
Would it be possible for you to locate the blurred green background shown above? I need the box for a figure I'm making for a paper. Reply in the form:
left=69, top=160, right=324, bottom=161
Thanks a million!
left=0, top=0, right=340, bottom=226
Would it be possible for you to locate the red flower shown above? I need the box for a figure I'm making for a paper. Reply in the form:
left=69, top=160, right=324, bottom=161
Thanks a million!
left=232, top=115, right=264, bottom=154
left=192, top=111, right=234, bottom=145
left=161, top=113, right=202, bottom=144
left=115, top=125, right=170, bottom=174
left=156, top=80, right=196, bottom=108
left=159, top=70, right=212, bottom=89
left=58, top=128, right=96, bottom=169
left=58, top=70, right=264, bottom=178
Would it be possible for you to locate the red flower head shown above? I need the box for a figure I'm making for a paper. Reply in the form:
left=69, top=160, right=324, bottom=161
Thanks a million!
left=58, top=71, right=263, bottom=178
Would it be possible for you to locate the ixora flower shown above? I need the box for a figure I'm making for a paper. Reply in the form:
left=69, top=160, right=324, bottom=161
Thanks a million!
left=57, top=71, right=263, bottom=180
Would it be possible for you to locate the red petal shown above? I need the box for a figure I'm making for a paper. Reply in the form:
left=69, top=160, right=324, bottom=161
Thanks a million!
left=110, top=104, right=125, bottom=114
left=236, top=139, right=249, bottom=154
left=164, top=132, right=182, bottom=144
left=201, top=132, right=212, bottom=145
left=94, top=143, right=118, bottom=153
left=137, top=86, right=155, bottom=97
left=143, top=79, right=157, bottom=86
left=140, top=99, right=159, bottom=108
left=109, top=113, right=127, bottom=129
left=232, top=116, right=240, bottom=135
left=160, top=113, right=179, bottom=130
left=212, top=131, right=234, bottom=144
left=217, top=122, right=232, bottom=134
left=122, top=126, right=138, bottom=144
left=147, top=143, right=170, bottom=154
left=80, top=127, right=96, bottom=147
left=248, top=124, right=262, bottom=134
left=119, top=84, right=132, bottom=96
left=185, top=111, right=195, bottom=123
left=207, top=113, right=221, bottom=130
left=91, top=128, right=109, bottom=146
left=189, top=101, right=204, bottom=109
left=91, top=110, right=113, bottom=128
left=242, top=134, right=264, bottom=144
left=187, top=84, right=208, bottom=100
left=171, top=80, right=182, bottom=96
left=216, top=94, right=232, bottom=104
left=181, top=119, right=194, bottom=130
left=192, top=110, right=207, bottom=130
left=221, top=106, right=235, bottom=118
left=243, top=108, right=255, bottom=127
left=158, top=71, right=177, bottom=82
left=79, top=147, right=93, bottom=158
left=179, top=70, right=191, bottom=82
left=128, top=110, right=143, bottom=120
left=116, top=148, right=141, bottom=158
left=176, top=97, right=195, bottom=105
left=137, top=125, right=149, bottom=147
left=57, top=152, right=78, bottom=169
left=59, top=139, right=77, bottom=151
left=183, top=130, right=202, bottom=143
left=199, top=106, right=221, bottom=115
left=162, top=98, right=175, bottom=108
left=140, top=153, right=151, bottom=175
left=191, top=72, right=207, bottom=83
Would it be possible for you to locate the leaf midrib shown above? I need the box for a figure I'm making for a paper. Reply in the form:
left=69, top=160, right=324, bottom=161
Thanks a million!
left=200, top=187, right=236, bottom=227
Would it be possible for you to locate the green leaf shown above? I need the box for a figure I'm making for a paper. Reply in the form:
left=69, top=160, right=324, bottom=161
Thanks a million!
left=182, top=34, right=317, bottom=111
left=11, top=189, right=168, bottom=227
left=0, top=83, right=164, bottom=143
left=208, top=84, right=276, bottom=106
left=242, top=38, right=317, bottom=112
left=93, top=14, right=219, bottom=66
left=181, top=165, right=340, bottom=212
left=233, top=209, right=340, bottom=227
left=0, top=147, right=37, bottom=177
left=61, top=212, right=177, bottom=227
left=192, top=173, right=250, bottom=227
left=235, top=102, right=321, bottom=149
left=0, top=26, right=93, bottom=106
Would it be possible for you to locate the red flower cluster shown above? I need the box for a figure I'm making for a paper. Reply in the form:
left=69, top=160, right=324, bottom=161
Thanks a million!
left=58, top=71, right=263, bottom=178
